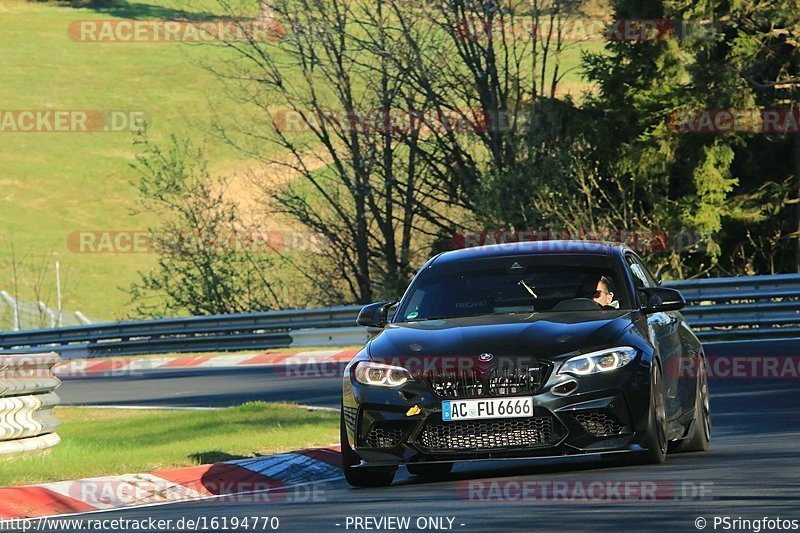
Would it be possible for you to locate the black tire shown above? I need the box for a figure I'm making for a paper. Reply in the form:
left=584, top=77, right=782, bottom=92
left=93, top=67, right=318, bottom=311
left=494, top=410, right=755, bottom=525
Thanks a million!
left=340, top=409, right=397, bottom=488
left=407, top=462, right=454, bottom=478
left=637, top=362, right=668, bottom=465
left=673, top=357, right=711, bottom=453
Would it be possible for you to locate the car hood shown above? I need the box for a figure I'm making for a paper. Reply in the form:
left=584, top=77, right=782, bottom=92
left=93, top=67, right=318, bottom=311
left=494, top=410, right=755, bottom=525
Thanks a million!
left=367, top=311, right=635, bottom=365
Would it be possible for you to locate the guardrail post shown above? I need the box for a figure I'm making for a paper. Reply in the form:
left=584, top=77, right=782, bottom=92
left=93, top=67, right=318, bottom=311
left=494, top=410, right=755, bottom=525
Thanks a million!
left=75, top=311, right=93, bottom=325
left=0, top=291, right=20, bottom=332
left=37, top=301, right=57, bottom=329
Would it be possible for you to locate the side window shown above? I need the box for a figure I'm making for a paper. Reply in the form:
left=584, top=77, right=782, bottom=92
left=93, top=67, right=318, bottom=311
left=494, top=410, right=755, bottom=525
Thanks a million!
left=401, top=288, right=426, bottom=321
left=626, top=254, right=652, bottom=305
left=632, top=254, right=658, bottom=286
left=386, top=301, right=400, bottom=322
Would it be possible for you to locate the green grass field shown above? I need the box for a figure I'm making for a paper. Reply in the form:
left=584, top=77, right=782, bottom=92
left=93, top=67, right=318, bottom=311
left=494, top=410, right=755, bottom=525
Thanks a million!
left=0, top=403, right=339, bottom=487
left=0, top=0, right=249, bottom=320
left=0, top=0, right=603, bottom=320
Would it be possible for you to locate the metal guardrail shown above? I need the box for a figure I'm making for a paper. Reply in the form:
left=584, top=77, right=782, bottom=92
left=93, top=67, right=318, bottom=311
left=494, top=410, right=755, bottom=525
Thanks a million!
left=0, top=352, right=61, bottom=456
left=664, top=274, right=800, bottom=341
left=0, top=307, right=364, bottom=358
left=0, top=275, right=799, bottom=357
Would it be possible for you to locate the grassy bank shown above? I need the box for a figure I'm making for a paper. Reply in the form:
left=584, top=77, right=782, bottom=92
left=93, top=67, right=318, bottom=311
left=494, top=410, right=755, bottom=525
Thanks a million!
left=0, top=0, right=603, bottom=320
left=0, top=0, right=247, bottom=320
left=0, top=403, right=339, bottom=487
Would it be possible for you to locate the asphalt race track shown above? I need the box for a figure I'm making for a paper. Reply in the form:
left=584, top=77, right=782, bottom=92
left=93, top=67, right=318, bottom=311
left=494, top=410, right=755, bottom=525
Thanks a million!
left=58, top=340, right=800, bottom=409
left=29, top=377, right=800, bottom=532
left=44, top=341, right=800, bottom=533
left=58, top=365, right=345, bottom=408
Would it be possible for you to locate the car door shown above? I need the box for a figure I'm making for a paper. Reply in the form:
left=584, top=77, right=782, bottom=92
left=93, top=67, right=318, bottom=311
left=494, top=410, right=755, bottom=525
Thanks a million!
left=625, top=253, right=688, bottom=422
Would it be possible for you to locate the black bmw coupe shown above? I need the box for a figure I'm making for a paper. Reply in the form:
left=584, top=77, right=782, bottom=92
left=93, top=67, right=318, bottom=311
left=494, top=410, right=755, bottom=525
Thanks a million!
left=341, top=241, right=711, bottom=487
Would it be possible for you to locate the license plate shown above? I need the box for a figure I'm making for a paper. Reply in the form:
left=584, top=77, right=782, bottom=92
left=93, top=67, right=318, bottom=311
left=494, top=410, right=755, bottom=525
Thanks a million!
left=442, top=397, right=534, bottom=421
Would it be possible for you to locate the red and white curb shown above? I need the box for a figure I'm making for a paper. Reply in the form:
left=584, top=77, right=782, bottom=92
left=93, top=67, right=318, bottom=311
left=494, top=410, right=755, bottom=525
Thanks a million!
left=54, top=349, right=360, bottom=378
left=0, top=446, right=342, bottom=519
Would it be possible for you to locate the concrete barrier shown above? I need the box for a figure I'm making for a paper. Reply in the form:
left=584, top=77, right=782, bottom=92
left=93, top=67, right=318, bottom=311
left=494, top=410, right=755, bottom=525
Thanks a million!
left=0, top=353, right=61, bottom=456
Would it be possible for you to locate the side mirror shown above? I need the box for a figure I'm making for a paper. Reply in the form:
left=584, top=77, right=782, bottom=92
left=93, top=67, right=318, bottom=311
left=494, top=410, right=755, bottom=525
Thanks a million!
left=640, top=287, right=685, bottom=314
left=356, top=300, right=398, bottom=328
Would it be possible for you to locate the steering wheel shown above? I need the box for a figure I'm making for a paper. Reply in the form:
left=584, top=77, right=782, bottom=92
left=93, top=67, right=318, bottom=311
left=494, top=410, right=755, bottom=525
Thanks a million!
left=550, top=298, right=603, bottom=312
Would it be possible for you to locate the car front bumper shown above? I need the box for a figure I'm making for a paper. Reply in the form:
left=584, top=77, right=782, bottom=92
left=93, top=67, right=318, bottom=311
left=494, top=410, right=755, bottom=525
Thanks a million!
left=342, top=357, right=654, bottom=467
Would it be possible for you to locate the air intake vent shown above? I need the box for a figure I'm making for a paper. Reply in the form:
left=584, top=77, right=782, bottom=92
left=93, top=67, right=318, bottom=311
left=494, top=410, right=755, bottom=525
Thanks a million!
left=423, top=362, right=551, bottom=398
left=343, top=406, right=358, bottom=434
left=574, top=410, right=624, bottom=436
left=363, top=424, right=405, bottom=448
left=417, top=417, right=556, bottom=451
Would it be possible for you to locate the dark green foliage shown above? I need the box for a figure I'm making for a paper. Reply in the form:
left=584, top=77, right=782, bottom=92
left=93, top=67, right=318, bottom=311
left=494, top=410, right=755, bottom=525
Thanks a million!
left=583, top=0, right=800, bottom=277
left=128, top=136, right=283, bottom=316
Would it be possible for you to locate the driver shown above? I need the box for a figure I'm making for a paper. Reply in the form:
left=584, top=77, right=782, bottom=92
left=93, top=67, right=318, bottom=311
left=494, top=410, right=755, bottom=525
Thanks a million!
left=592, top=276, right=614, bottom=307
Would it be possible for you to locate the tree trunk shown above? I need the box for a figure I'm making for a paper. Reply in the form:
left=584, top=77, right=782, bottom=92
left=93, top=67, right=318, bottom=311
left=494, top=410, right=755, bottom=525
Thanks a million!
left=795, top=133, right=800, bottom=272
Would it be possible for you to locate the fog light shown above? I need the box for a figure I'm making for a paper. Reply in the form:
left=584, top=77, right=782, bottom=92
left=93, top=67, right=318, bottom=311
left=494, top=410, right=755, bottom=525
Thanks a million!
left=551, top=379, right=578, bottom=396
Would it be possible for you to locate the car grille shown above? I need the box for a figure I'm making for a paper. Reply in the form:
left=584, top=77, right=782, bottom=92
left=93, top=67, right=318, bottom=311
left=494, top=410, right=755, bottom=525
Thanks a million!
left=363, top=424, right=406, bottom=448
left=423, top=362, right=550, bottom=398
left=343, top=406, right=358, bottom=434
left=574, top=409, right=624, bottom=436
left=416, top=417, right=555, bottom=451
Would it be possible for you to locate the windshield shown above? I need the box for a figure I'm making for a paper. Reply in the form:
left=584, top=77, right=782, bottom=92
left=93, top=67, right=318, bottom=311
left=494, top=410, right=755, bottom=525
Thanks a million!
left=396, top=255, right=631, bottom=321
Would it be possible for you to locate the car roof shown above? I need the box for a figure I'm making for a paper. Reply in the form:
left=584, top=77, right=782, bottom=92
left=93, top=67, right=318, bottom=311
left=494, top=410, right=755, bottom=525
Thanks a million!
left=431, top=240, right=630, bottom=265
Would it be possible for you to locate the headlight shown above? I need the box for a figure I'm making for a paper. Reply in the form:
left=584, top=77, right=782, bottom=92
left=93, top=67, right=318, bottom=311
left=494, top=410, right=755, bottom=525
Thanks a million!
left=558, top=347, right=637, bottom=376
left=354, top=362, right=412, bottom=387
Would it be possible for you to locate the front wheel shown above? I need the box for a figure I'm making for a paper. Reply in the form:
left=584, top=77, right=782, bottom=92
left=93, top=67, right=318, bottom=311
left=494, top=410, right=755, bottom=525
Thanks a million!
left=637, top=363, right=668, bottom=464
left=340, top=408, right=397, bottom=487
left=673, top=357, right=711, bottom=453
